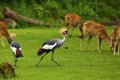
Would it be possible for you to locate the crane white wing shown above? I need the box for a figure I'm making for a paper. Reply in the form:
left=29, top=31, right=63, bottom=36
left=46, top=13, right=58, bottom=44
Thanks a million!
left=42, top=43, right=57, bottom=50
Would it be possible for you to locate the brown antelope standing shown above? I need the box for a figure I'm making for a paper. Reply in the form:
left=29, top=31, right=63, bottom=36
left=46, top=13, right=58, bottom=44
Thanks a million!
left=111, top=25, right=120, bottom=55
left=0, top=21, right=12, bottom=47
left=65, top=13, right=82, bottom=37
left=80, top=20, right=111, bottom=53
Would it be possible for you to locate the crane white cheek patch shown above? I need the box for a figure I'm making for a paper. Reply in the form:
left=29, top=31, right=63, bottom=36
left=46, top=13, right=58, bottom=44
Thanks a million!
left=10, top=47, right=17, bottom=55
left=42, top=43, right=57, bottom=50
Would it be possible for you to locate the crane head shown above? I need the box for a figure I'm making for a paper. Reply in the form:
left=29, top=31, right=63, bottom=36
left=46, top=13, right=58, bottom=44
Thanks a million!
left=10, top=33, right=16, bottom=39
left=60, top=27, right=67, bottom=36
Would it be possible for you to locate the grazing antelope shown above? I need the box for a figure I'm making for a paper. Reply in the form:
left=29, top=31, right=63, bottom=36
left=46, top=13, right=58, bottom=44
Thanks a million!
left=0, top=21, right=12, bottom=47
left=111, top=25, right=120, bottom=55
left=65, top=13, right=82, bottom=37
left=80, top=20, right=111, bottom=53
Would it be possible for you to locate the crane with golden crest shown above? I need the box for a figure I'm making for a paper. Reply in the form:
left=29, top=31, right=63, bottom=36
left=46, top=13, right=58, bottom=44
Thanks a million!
left=36, top=28, right=67, bottom=67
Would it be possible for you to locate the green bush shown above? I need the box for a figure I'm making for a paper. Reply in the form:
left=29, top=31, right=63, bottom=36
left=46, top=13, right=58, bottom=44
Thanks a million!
left=43, top=0, right=59, bottom=19
left=0, top=0, right=120, bottom=28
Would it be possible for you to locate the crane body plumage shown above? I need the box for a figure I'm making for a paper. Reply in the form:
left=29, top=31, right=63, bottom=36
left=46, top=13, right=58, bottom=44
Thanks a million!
left=38, top=38, right=65, bottom=55
left=36, top=30, right=67, bottom=67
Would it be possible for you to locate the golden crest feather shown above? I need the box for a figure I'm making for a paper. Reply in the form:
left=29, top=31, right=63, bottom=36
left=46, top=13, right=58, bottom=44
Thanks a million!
left=10, top=33, right=16, bottom=39
left=59, top=27, right=67, bottom=34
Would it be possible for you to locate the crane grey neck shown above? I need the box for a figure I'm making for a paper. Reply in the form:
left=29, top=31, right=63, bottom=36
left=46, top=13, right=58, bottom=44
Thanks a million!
left=11, top=37, right=15, bottom=42
left=61, top=34, right=66, bottom=43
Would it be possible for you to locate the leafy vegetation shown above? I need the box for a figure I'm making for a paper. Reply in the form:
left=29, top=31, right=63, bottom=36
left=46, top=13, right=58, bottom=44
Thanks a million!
left=0, top=0, right=120, bottom=27
left=0, top=27, right=120, bottom=80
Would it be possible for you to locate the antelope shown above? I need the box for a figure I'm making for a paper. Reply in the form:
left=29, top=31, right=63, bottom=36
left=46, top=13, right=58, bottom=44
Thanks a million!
left=0, top=21, right=12, bottom=47
left=111, top=25, right=120, bottom=55
left=65, top=13, right=82, bottom=37
left=80, top=20, right=111, bottom=53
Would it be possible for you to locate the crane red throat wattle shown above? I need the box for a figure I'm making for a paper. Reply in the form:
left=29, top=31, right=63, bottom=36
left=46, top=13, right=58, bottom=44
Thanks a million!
left=16, top=49, right=22, bottom=58
left=62, top=31, right=67, bottom=36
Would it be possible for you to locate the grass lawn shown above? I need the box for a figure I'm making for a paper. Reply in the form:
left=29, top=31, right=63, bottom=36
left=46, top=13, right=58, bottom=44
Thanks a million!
left=0, top=27, right=120, bottom=80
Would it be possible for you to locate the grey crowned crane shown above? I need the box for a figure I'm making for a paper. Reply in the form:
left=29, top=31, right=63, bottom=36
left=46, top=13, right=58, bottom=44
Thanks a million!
left=36, top=28, right=67, bottom=67
left=10, top=33, right=23, bottom=66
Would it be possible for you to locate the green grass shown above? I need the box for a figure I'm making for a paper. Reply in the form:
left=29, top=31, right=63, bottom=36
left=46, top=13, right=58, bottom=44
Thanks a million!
left=0, top=27, right=120, bottom=80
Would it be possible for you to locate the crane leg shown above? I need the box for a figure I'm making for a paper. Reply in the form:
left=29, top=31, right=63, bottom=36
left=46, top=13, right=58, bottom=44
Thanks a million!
left=36, top=53, right=47, bottom=67
left=51, top=52, right=61, bottom=66
left=14, top=57, right=18, bottom=66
